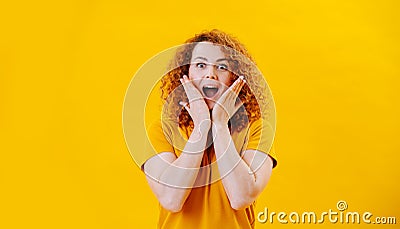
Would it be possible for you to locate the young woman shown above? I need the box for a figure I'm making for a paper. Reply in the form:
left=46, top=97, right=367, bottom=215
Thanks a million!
left=142, top=30, right=277, bottom=229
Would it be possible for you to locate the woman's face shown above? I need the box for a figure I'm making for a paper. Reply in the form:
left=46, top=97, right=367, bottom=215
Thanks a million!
left=188, top=42, right=233, bottom=109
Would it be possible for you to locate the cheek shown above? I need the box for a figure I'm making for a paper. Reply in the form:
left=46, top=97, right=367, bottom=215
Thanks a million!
left=188, top=66, right=199, bottom=79
left=220, top=74, right=233, bottom=87
left=187, top=68, right=202, bottom=89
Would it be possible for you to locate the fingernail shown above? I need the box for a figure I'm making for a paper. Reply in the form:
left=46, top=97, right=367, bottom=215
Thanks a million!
left=239, top=75, right=244, bottom=80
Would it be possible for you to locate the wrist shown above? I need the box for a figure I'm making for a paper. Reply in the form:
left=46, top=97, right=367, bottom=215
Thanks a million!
left=193, top=119, right=211, bottom=132
left=212, top=122, right=229, bottom=132
left=211, top=118, right=229, bottom=130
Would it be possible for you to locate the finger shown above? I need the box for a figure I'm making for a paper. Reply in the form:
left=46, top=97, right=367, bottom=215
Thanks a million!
left=180, top=76, right=196, bottom=100
left=179, top=101, right=189, bottom=108
left=183, top=75, right=202, bottom=94
left=225, top=77, right=242, bottom=98
left=179, top=101, right=192, bottom=115
left=182, top=74, right=190, bottom=83
left=179, top=76, right=191, bottom=92
left=224, top=77, right=244, bottom=101
left=217, top=83, right=239, bottom=106
left=234, top=97, right=244, bottom=110
left=232, top=76, right=245, bottom=94
left=180, top=75, right=203, bottom=102
left=182, top=75, right=197, bottom=88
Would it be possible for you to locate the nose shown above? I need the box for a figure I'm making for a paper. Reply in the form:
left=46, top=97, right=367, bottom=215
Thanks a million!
left=205, top=64, right=218, bottom=80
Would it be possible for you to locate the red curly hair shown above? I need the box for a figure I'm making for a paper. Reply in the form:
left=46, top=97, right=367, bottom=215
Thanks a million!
left=160, top=29, right=269, bottom=133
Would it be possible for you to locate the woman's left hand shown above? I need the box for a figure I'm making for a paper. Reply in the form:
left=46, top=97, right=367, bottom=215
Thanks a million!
left=212, top=76, right=246, bottom=126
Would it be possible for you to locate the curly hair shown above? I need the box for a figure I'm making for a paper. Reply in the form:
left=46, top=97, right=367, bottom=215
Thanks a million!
left=160, top=29, right=269, bottom=133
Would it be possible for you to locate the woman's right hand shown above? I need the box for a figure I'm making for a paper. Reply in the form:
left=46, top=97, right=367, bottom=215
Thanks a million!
left=180, top=75, right=211, bottom=129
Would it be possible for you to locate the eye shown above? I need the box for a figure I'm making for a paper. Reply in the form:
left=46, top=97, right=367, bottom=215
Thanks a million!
left=217, top=64, right=228, bottom=71
left=196, top=62, right=206, bottom=68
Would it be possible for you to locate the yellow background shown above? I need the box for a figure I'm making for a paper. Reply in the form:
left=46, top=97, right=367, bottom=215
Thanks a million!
left=1, top=0, right=399, bottom=228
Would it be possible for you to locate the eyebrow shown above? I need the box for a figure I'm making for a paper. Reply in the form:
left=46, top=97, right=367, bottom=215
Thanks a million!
left=193, top=56, right=229, bottom=63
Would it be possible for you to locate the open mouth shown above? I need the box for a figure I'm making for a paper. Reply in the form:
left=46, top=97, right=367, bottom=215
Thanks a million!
left=202, top=85, right=219, bottom=98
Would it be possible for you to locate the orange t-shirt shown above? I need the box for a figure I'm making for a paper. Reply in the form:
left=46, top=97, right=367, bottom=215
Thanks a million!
left=144, top=118, right=277, bottom=229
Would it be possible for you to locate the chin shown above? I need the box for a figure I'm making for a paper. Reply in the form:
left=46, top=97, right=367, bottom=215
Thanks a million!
left=205, top=100, right=215, bottom=110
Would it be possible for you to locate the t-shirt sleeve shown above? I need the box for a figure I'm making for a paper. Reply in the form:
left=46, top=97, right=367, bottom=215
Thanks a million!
left=246, top=119, right=278, bottom=168
left=141, top=120, right=175, bottom=168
